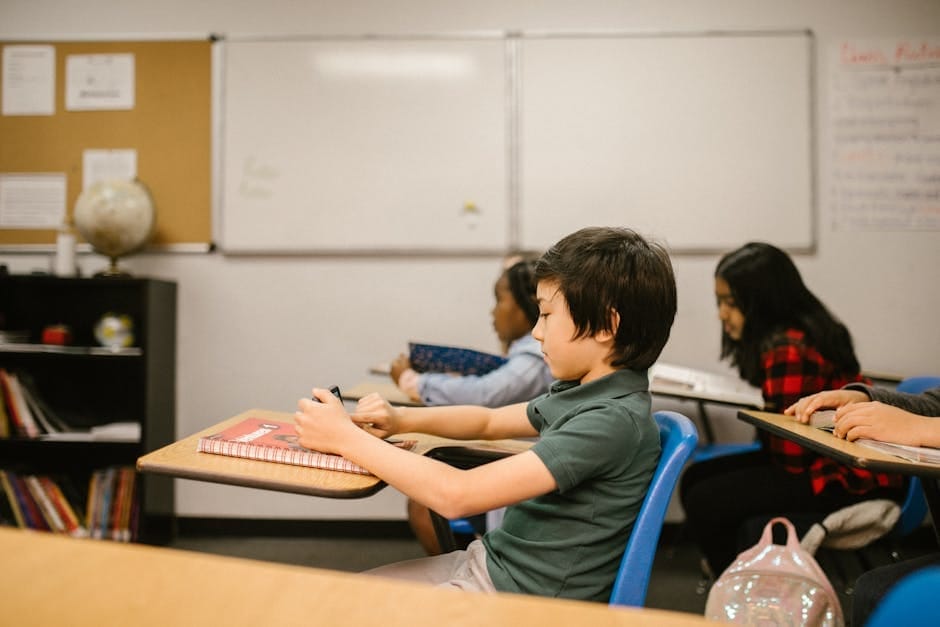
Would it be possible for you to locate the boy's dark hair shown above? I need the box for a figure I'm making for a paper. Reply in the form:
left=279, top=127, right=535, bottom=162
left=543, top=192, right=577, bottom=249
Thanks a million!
left=505, top=259, right=540, bottom=327
left=716, top=242, right=860, bottom=386
left=533, top=226, right=677, bottom=370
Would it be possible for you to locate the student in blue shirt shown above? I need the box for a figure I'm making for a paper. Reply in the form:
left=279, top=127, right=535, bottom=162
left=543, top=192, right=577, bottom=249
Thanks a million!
left=390, top=258, right=553, bottom=407
left=390, top=258, right=554, bottom=554
left=295, top=226, right=677, bottom=601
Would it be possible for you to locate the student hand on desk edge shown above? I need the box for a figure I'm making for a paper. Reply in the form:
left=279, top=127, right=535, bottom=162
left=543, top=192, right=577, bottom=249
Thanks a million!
left=786, top=390, right=939, bottom=448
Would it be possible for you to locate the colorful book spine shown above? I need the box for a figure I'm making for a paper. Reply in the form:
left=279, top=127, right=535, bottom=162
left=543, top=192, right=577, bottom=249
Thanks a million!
left=0, top=470, right=26, bottom=528
left=24, top=475, right=66, bottom=533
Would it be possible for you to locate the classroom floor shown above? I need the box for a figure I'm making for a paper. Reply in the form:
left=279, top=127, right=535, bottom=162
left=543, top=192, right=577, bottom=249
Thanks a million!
left=166, top=520, right=938, bottom=623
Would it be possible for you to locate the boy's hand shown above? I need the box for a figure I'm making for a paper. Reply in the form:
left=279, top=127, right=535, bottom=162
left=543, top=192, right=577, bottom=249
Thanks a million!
left=294, top=388, right=357, bottom=454
left=785, top=389, right=869, bottom=423
left=352, top=392, right=403, bottom=438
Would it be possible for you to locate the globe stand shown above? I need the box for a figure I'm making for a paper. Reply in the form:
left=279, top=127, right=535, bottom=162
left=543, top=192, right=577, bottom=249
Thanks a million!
left=93, top=256, right=133, bottom=278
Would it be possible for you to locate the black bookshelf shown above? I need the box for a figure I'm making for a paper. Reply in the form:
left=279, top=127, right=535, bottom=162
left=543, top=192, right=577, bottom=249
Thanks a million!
left=0, top=275, right=176, bottom=544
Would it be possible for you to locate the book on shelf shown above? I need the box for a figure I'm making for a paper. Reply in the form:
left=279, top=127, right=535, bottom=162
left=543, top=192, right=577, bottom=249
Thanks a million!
left=0, top=470, right=26, bottom=528
left=196, top=417, right=416, bottom=475
left=0, top=471, right=88, bottom=536
left=0, top=368, right=40, bottom=437
left=408, top=342, right=508, bottom=376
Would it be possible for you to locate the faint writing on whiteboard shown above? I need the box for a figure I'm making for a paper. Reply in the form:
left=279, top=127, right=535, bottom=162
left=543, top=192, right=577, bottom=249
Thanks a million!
left=238, top=157, right=277, bottom=200
left=830, top=39, right=940, bottom=230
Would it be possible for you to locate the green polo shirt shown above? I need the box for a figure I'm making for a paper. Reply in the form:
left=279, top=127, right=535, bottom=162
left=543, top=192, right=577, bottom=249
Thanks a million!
left=482, top=368, right=659, bottom=601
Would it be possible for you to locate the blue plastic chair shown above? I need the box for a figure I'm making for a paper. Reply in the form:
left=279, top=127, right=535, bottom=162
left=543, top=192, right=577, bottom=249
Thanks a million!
left=609, top=410, right=699, bottom=607
left=865, top=566, right=940, bottom=627
left=889, top=375, right=940, bottom=538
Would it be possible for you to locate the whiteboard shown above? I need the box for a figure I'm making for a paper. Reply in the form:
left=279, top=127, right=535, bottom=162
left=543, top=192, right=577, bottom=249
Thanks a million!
left=518, top=32, right=815, bottom=252
left=219, top=37, right=509, bottom=253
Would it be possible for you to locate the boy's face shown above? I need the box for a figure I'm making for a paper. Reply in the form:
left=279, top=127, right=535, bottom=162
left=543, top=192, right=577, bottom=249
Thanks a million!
left=533, top=279, right=616, bottom=384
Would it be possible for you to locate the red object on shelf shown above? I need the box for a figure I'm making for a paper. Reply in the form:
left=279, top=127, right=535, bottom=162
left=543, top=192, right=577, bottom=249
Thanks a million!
left=41, top=324, right=72, bottom=345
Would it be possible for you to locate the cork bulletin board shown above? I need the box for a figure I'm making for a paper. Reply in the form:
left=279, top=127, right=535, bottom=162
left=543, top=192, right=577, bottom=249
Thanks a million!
left=0, top=38, right=212, bottom=249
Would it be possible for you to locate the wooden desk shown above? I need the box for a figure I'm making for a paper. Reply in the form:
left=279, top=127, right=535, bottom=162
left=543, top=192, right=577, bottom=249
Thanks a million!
left=345, top=379, right=423, bottom=406
left=651, top=364, right=762, bottom=445
left=0, top=527, right=710, bottom=627
left=137, top=408, right=531, bottom=499
left=738, top=409, right=940, bottom=544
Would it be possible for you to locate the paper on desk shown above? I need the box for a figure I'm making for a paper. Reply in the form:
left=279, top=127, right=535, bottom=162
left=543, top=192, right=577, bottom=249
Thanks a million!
left=856, top=439, right=940, bottom=465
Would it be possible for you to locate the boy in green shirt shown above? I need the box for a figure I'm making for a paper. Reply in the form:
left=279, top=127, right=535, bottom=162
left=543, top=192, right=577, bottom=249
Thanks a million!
left=295, top=226, right=677, bottom=601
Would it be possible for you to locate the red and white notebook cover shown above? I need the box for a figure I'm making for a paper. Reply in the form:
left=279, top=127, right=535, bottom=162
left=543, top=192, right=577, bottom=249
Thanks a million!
left=196, top=417, right=414, bottom=475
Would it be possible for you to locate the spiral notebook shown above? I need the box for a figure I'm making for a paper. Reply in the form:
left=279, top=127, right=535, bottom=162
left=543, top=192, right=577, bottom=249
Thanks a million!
left=196, top=417, right=415, bottom=475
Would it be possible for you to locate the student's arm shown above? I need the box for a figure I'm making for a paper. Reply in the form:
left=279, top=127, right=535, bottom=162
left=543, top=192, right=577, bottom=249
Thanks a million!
left=294, top=390, right=552, bottom=518
left=417, top=353, right=548, bottom=407
left=832, top=402, right=940, bottom=448
left=352, top=392, right=538, bottom=441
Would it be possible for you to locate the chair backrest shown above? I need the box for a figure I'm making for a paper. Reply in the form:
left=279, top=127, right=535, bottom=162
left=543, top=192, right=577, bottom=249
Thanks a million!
left=891, top=375, right=940, bottom=537
left=608, top=410, right=698, bottom=607
left=865, top=566, right=940, bottom=627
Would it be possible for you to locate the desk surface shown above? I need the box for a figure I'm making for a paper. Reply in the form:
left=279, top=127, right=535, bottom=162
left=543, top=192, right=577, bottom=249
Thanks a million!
left=0, top=527, right=710, bottom=627
left=345, top=379, right=422, bottom=406
left=138, top=408, right=532, bottom=498
left=738, top=410, right=940, bottom=479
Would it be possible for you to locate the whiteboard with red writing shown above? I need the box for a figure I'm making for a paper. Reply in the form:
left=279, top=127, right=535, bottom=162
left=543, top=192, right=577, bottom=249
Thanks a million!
left=518, top=31, right=815, bottom=253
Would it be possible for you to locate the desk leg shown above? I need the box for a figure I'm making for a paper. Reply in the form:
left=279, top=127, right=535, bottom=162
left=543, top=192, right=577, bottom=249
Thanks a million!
left=921, top=477, right=940, bottom=548
left=697, top=400, right=716, bottom=445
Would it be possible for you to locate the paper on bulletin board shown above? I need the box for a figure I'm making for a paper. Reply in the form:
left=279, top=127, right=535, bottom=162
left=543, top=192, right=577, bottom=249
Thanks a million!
left=82, top=149, right=137, bottom=190
left=830, top=38, right=940, bottom=230
left=66, top=53, right=135, bottom=111
left=0, top=173, right=66, bottom=228
left=1, top=45, right=55, bottom=116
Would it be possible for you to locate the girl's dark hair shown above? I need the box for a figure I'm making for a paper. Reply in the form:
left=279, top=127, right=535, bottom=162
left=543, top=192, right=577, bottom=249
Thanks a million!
left=505, top=260, right=540, bottom=326
left=533, top=226, right=676, bottom=370
left=716, top=242, right=860, bottom=386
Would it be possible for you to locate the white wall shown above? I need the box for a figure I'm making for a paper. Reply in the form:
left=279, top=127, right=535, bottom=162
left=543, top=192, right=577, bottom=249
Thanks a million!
left=2, top=0, right=938, bottom=520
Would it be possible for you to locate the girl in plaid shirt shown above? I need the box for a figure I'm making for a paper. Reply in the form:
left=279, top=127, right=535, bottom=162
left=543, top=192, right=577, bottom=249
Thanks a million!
left=680, top=242, right=904, bottom=576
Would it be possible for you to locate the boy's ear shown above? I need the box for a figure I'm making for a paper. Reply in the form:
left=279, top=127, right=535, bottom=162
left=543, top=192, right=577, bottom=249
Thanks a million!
left=595, top=309, right=620, bottom=343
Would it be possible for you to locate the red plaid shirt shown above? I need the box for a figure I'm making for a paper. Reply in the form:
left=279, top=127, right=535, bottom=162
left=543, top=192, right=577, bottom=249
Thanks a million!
left=761, top=328, right=903, bottom=495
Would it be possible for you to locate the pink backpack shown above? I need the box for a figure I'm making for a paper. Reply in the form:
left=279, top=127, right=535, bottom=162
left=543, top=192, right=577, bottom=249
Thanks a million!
left=705, top=517, right=844, bottom=626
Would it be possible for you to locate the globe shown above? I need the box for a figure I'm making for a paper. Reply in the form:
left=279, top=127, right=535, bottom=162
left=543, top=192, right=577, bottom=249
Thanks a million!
left=74, top=179, right=155, bottom=275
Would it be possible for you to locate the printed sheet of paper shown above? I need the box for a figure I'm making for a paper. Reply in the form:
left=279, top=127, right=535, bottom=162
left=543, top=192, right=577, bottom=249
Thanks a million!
left=0, top=174, right=67, bottom=228
left=82, top=149, right=138, bottom=190
left=830, top=38, right=940, bottom=230
left=2, top=45, right=55, bottom=116
left=66, top=53, right=135, bottom=111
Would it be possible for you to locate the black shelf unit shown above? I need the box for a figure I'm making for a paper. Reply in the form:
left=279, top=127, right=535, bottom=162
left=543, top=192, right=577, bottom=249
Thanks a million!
left=0, top=275, right=176, bottom=544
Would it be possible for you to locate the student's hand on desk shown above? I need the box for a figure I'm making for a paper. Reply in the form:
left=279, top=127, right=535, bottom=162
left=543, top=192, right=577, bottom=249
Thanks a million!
left=351, top=392, right=403, bottom=439
left=294, top=388, right=361, bottom=455
left=832, top=401, right=935, bottom=447
left=785, top=389, right=870, bottom=423
left=389, top=354, right=412, bottom=384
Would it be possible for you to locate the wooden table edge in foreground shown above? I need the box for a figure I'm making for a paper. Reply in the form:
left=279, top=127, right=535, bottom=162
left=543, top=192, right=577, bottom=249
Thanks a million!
left=0, top=527, right=711, bottom=627
left=137, top=408, right=534, bottom=499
